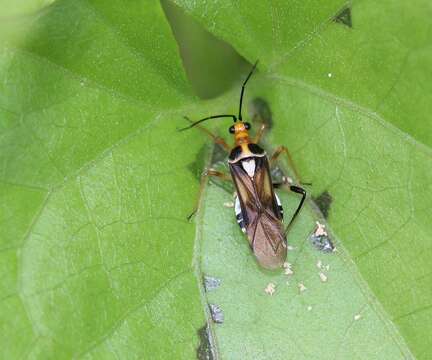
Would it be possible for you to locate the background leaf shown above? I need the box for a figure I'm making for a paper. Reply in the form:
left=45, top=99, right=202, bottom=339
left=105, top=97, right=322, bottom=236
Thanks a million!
left=0, top=1, right=207, bottom=358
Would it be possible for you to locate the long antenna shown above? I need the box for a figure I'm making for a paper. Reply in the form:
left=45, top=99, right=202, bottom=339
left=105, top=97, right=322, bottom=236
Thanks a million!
left=178, top=114, right=237, bottom=131
left=238, top=60, right=259, bottom=121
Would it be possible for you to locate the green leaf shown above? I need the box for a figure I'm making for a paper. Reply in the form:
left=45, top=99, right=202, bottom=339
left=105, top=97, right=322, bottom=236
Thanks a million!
left=0, top=1, right=207, bottom=358
left=174, top=1, right=432, bottom=359
left=1, top=0, right=431, bottom=359
left=0, top=0, right=54, bottom=19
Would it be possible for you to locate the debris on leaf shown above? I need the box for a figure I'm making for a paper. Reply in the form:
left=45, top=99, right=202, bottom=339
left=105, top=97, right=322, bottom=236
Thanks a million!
left=354, top=314, right=362, bottom=321
left=283, top=262, right=293, bottom=275
left=203, top=276, right=221, bottom=292
left=315, top=221, right=328, bottom=236
left=319, top=272, right=328, bottom=282
left=287, top=245, right=295, bottom=251
left=196, top=323, right=216, bottom=360
left=284, top=267, right=294, bottom=276
left=325, top=264, right=330, bottom=271
left=209, top=304, right=224, bottom=324
left=298, top=283, right=307, bottom=293
left=283, top=175, right=293, bottom=185
left=223, top=201, right=234, bottom=208
left=310, top=222, right=335, bottom=253
left=264, top=282, right=276, bottom=296
left=316, top=260, right=322, bottom=269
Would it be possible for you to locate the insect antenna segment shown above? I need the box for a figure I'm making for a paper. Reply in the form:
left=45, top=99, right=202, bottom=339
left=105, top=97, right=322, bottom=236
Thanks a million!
left=178, top=114, right=237, bottom=131
left=179, top=60, right=259, bottom=131
left=238, top=60, right=259, bottom=121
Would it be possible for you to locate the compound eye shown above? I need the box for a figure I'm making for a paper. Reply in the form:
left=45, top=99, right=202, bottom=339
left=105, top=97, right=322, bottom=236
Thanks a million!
left=244, top=122, right=251, bottom=130
left=229, top=126, right=235, bottom=134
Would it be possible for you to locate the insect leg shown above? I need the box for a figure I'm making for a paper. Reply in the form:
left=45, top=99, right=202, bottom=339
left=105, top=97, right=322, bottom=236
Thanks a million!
left=187, top=169, right=232, bottom=221
left=284, top=185, right=307, bottom=235
left=183, top=116, right=231, bottom=152
left=253, top=122, right=267, bottom=143
left=204, top=168, right=232, bottom=181
left=269, top=146, right=305, bottom=184
left=238, top=60, right=259, bottom=121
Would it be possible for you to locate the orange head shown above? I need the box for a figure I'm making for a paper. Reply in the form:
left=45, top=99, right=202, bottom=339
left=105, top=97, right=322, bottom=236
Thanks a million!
left=229, top=121, right=251, bottom=145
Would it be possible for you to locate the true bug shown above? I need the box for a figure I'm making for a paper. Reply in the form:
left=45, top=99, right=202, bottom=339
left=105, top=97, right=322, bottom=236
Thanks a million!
left=181, top=61, right=306, bottom=270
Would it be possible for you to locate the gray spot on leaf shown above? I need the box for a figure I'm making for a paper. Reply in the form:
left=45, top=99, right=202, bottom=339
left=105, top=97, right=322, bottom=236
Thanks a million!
left=196, top=323, right=216, bottom=360
left=203, top=275, right=221, bottom=292
left=209, top=304, right=224, bottom=324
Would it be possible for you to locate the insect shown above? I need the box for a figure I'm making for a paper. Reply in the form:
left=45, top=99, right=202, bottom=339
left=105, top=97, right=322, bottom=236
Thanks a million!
left=180, top=61, right=306, bottom=270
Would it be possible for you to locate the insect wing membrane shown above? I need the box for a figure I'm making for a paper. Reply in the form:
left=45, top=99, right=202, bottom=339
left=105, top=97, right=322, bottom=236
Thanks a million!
left=229, top=156, right=286, bottom=269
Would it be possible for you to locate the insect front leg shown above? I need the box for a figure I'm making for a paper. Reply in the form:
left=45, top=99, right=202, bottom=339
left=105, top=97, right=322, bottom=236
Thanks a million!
left=253, top=122, right=267, bottom=144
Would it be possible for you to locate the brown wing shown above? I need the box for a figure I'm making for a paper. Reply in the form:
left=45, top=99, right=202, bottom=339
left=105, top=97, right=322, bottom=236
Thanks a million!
left=229, top=156, right=286, bottom=269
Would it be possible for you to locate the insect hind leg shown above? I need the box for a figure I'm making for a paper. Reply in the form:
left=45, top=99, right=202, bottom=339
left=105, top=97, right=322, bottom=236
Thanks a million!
left=284, top=185, right=307, bottom=235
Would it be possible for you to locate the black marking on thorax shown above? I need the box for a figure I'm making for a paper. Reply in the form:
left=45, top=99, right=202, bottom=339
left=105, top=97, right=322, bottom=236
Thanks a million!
left=229, top=146, right=242, bottom=161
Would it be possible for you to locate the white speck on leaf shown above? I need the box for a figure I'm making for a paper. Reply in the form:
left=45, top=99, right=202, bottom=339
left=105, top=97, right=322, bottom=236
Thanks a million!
left=316, top=260, right=322, bottom=269
left=223, top=201, right=234, bottom=208
left=328, top=73, right=332, bottom=78
left=284, top=267, right=294, bottom=276
left=283, top=262, right=292, bottom=269
left=265, top=282, right=276, bottom=296
left=307, top=306, right=312, bottom=311
left=283, top=176, right=293, bottom=184
left=319, top=272, right=328, bottom=282
left=298, top=283, right=307, bottom=292
left=354, top=314, right=362, bottom=321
